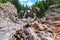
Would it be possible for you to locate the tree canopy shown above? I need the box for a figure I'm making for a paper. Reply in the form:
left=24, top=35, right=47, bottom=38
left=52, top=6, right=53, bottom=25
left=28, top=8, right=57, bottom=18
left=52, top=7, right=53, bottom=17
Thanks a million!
left=31, top=0, right=60, bottom=18
left=0, top=0, right=60, bottom=18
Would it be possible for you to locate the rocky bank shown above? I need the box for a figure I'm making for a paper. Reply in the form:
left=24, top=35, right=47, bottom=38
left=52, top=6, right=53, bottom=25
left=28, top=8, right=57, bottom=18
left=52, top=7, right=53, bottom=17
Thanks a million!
left=0, top=2, right=60, bottom=40
left=12, top=5, right=60, bottom=40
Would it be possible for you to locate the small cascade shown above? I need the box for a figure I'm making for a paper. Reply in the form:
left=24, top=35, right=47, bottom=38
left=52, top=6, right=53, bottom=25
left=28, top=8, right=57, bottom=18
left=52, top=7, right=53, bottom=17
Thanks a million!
left=22, top=12, right=28, bottom=18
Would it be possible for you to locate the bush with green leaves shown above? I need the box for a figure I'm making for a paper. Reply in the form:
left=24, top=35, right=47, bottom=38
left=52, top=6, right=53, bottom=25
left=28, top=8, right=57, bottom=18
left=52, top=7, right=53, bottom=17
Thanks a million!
left=32, top=0, right=60, bottom=18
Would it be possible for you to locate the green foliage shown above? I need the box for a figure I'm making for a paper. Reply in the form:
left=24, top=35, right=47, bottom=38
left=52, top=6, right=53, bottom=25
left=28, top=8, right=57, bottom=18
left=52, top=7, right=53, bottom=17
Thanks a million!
left=0, top=0, right=7, bottom=3
left=0, top=6, right=3, bottom=9
left=0, top=0, right=20, bottom=13
left=0, top=0, right=30, bottom=13
left=0, top=0, right=60, bottom=18
left=0, top=0, right=14, bottom=3
left=32, top=0, right=60, bottom=18
left=20, top=5, right=30, bottom=11
left=32, top=0, right=46, bottom=18
left=50, top=4, right=60, bottom=8
left=11, top=0, right=21, bottom=13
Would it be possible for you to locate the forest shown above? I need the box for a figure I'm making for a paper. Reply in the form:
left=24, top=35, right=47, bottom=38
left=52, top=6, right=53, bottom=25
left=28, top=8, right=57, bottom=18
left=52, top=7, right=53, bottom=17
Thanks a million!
left=0, top=0, right=60, bottom=18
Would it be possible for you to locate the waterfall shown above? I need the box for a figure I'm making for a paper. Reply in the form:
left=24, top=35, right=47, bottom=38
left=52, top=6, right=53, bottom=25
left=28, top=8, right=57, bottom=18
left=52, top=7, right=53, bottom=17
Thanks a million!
left=22, top=12, right=27, bottom=18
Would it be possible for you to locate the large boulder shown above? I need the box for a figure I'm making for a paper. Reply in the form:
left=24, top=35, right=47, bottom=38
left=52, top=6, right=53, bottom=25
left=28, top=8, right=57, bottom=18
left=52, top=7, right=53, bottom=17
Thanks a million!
left=32, top=7, right=40, bottom=13
left=0, top=2, right=20, bottom=22
left=0, top=2, right=17, bottom=15
left=44, top=6, right=60, bottom=21
left=0, top=2, right=27, bottom=40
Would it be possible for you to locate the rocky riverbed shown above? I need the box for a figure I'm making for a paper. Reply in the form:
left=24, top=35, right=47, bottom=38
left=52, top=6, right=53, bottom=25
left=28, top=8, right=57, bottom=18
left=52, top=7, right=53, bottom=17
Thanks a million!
left=12, top=5, right=60, bottom=40
left=0, top=2, right=60, bottom=40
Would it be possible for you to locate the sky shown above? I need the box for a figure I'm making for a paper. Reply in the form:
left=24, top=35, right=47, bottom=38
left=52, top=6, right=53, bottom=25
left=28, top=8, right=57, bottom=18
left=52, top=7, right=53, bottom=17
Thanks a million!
left=19, top=0, right=38, bottom=7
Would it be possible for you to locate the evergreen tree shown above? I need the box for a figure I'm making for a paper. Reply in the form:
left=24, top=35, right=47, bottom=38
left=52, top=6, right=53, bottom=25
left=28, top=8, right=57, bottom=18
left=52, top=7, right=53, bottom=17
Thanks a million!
left=32, top=0, right=60, bottom=18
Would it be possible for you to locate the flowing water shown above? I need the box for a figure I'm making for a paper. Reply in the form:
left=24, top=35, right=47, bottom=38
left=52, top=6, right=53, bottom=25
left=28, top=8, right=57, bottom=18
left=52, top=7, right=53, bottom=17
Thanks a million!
left=22, top=12, right=27, bottom=18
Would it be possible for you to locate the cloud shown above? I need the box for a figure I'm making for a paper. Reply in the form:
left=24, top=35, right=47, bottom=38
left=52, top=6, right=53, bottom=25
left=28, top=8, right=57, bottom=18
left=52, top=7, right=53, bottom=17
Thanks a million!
left=19, top=0, right=27, bottom=2
left=19, top=0, right=37, bottom=6
left=27, top=2, right=34, bottom=6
